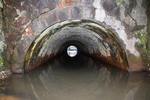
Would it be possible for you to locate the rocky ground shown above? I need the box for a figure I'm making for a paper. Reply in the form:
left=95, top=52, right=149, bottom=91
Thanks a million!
left=0, top=69, right=11, bottom=80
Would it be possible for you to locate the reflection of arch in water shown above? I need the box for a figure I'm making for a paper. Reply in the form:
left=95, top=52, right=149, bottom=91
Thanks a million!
left=24, top=19, right=129, bottom=71
left=25, top=58, right=129, bottom=100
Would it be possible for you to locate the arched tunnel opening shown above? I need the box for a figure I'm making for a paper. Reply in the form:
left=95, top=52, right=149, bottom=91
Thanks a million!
left=54, top=40, right=97, bottom=70
left=1, top=0, right=150, bottom=99
left=24, top=19, right=129, bottom=72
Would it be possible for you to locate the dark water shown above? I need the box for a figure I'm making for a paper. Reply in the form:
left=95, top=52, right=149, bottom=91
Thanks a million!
left=0, top=55, right=150, bottom=100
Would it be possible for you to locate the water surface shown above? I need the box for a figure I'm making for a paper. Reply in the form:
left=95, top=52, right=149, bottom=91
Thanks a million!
left=0, top=56, right=150, bottom=100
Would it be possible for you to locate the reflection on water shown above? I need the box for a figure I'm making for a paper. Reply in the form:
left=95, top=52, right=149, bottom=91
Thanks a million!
left=0, top=56, right=150, bottom=100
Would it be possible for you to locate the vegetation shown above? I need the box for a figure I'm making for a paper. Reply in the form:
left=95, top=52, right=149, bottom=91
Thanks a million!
left=135, top=30, right=150, bottom=53
left=0, top=41, right=5, bottom=71
left=0, top=0, right=3, bottom=8
left=116, top=0, right=124, bottom=6
left=0, top=56, right=4, bottom=70
left=135, top=30, right=148, bottom=51
left=135, top=30, right=150, bottom=69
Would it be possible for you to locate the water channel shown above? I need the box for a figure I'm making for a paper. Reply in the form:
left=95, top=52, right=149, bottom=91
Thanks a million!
left=0, top=54, right=150, bottom=100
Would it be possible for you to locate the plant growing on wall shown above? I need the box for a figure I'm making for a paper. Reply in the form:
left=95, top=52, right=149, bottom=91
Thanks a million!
left=0, top=0, right=5, bottom=71
left=0, top=0, right=3, bottom=8
left=116, top=0, right=124, bottom=6
left=0, top=41, right=5, bottom=70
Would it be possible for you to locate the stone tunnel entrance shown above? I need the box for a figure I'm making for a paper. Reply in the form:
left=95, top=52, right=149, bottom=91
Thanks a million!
left=24, top=19, right=128, bottom=72
left=1, top=0, right=150, bottom=99
left=0, top=0, right=148, bottom=74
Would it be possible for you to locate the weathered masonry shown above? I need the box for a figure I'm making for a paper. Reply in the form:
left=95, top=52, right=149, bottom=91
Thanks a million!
left=0, top=0, right=149, bottom=73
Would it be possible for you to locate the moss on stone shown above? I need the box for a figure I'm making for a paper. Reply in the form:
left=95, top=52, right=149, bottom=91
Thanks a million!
left=134, top=30, right=150, bottom=69
left=135, top=30, right=148, bottom=50
left=116, top=0, right=124, bottom=6
left=0, top=56, right=4, bottom=70
left=0, top=0, right=3, bottom=8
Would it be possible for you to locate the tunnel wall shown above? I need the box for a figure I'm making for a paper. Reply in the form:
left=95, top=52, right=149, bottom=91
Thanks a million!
left=1, top=0, right=150, bottom=73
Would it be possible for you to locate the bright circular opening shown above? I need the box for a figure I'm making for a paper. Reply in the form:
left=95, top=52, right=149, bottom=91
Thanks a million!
left=67, top=45, right=78, bottom=57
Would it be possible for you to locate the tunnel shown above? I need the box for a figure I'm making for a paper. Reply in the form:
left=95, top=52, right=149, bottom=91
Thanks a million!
left=0, top=0, right=150, bottom=99
left=24, top=19, right=128, bottom=72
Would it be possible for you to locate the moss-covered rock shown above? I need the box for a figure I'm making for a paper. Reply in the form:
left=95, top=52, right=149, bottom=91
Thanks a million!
left=134, top=29, right=150, bottom=70
left=116, top=0, right=124, bottom=6
left=0, top=1, right=7, bottom=72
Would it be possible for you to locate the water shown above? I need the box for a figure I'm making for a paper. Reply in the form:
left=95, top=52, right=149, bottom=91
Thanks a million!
left=0, top=56, right=150, bottom=100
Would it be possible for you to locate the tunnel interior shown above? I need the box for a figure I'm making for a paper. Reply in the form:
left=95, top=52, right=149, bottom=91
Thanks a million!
left=58, top=40, right=86, bottom=58
left=56, top=40, right=90, bottom=69
left=24, top=19, right=129, bottom=72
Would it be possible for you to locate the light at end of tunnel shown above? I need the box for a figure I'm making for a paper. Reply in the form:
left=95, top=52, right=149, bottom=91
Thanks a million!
left=67, top=45, right=78, bottom=57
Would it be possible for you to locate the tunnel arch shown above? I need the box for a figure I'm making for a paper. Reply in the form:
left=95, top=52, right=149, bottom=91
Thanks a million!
left=24, top=19, right=129, bottom=72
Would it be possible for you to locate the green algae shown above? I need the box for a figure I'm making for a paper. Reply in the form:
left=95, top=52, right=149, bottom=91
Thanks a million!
left=134, top=30, right=150, bottom=69
left=135, top=30, right=148, bottom=50
left=116, top=0, right=124, bottom=6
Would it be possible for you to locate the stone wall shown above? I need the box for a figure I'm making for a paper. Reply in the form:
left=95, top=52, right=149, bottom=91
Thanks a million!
left=0, top=0, right=6, bottom=71
left=1, top=0, right=150, bottom=73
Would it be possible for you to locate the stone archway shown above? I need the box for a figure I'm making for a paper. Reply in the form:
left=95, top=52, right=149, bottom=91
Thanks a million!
left=24, top=19, right=129, bottom=72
